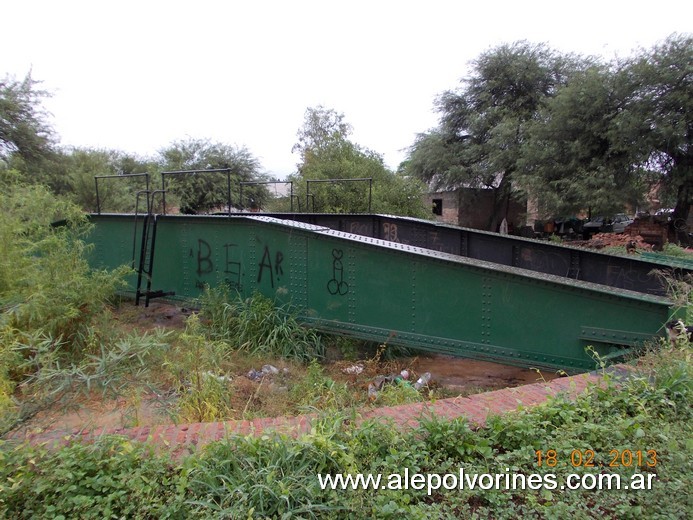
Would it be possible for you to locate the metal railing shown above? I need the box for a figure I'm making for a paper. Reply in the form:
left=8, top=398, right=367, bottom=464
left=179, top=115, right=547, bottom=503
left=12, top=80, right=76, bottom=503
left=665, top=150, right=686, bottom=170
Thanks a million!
left=94, top=173, right=150, bottom=214
left=160, top=168, right=232, bottom=215
left=239, top=180, right=294, bottom=212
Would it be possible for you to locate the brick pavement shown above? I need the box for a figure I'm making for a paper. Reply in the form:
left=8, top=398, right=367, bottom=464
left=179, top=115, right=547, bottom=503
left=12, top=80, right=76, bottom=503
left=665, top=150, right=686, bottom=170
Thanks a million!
left=8, top=370, right=606, bottom=454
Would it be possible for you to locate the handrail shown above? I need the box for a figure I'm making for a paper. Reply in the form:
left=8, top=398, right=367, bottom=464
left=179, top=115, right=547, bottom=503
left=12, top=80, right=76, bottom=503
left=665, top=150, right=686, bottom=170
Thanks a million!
left=94, top=173, right=150, bottom=214
left=160, top=168, right=232, bottom=215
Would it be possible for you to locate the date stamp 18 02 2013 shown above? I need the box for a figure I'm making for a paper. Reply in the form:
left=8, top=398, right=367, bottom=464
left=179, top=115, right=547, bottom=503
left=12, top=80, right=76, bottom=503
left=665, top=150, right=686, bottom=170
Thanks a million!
left=535, top=449, right=657, bottom=469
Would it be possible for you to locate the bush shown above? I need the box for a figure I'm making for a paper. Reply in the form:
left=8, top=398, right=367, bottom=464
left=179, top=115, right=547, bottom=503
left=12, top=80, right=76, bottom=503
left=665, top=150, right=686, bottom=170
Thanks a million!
left=0, top=172, right=131, bottom=433
left=0, top=436, right=186, bottom=519
left=186, top=432, right=347, bottom=518
left=0, top=171, right=128, bottom=343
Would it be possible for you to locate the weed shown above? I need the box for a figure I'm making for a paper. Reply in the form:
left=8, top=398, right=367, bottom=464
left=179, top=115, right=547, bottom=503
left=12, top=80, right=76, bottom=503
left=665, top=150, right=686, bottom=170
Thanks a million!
left=185, top=432, right=346, bottom=518
left=0, top=327, right=171, bottom=436
left=329, top=335, right=361, bottom=361
left=167, top=314, right=235, bottom=423
left=120, top=386, right=144, bottom=428
left=177, top=372, right=234, bottom=423
left=290, top=360, right=355, bottom=413
left=376, top=381, right=422, bottom=406
left=0, top=436, right=187, bottom=518
left=661, top=242, right=693, bottom=259
left=419, top=414, right=493, bottom=461
left=655, top=270, right=693, bottom=323
left=200, top=287, right=324, bottom=362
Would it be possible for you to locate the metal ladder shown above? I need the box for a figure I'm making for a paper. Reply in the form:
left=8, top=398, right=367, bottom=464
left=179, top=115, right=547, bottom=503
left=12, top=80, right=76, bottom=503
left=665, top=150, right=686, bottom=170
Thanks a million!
left=133, top=190, right=174, bottom=306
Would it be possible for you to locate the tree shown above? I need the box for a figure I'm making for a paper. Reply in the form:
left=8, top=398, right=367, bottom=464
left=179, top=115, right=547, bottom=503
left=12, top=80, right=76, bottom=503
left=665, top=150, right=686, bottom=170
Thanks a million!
left=405, top=42, right=578, bottom=230
left=512, top=34, right=692, bottom=236
left=157, top=138, right=266, bottom=214
left=516, top=64, right=645, bottom=218
left=291, top=106, right=429, bottom=217
left=292, top=105, right=353, bottom=161
left=66, top=148, right=155, bottom=212
left=616, top=34, right=693, bottom=227
left=0, top=72, right=55, bottom=165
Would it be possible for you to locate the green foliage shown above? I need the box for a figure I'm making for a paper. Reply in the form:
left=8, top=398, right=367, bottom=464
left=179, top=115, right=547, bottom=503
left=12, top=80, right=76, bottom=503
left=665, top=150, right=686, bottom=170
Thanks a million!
left=660, top=243, right=693, bottom=259
left=1, top=326, right=171, bottom=436
left=173, top=315, right=234, bottom=423
left=655, top=271, right=693, bottom=324
left=64, top=147, right=153, bottom=212
left=518, top=64, right=645, bottom=217
left=199, top=287, right=324, bottom=362
left=292, top=106, right=430, bottom=218
left=1, top=340, right=690, bottom=517
left=618, top=34, right=693, bottom=224
left=0, top=173, right=128, bottom=343
left=330, top=335, right=361, bottom=361
left=0, top=436, right=187, bottom=519
left=20, top=328, right=170, bottom=396
left=407, top=35, right=693, bottom=232
left=525, top=34, right=693, bottom=222
left=186, top=430, right=348, bottom=518
left=375, top=380, right=422, bottom=407
left=289, top=360, right=355, bottom=412
left=406, top=41, right=576, bottom=230
left=0, top=173, right=141, bottom=433
left=419, top=414, right=492, bottom=462
left=515, top=35, right=693, bottom=221
left=293, top=105, right=354, bottom=159
left=177, top=372, right=234, bottom=424
left=157, top=138, right=267, bottom=214
left=0, top=72, right=55, bottom=165
left=0, top=333, right=20, bottom=424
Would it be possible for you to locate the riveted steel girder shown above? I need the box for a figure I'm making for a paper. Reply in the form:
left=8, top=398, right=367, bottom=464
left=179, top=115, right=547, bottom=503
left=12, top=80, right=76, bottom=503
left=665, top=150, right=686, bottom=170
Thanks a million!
left=87, top=214, right=677, bottom=372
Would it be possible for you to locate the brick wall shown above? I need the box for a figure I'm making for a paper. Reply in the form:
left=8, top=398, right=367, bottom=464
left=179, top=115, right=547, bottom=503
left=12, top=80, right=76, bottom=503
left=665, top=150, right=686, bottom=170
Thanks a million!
left=625, top=217, right=668, bottom=248
left=428, top=191, right=460, bottom=225
left=425, top=189, right=527, bottom=231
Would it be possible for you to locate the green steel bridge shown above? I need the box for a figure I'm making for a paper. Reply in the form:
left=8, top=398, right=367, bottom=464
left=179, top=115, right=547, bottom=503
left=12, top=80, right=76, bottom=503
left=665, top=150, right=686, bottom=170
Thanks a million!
left=85, top=210, right=685, bottom=373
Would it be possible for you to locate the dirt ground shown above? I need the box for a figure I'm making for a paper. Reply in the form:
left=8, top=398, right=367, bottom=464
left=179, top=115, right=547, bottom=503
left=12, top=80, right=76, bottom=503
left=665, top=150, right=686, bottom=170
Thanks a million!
left=409, top=355, right=557, bottom=393
left=18, top=302, right=559, bottom=436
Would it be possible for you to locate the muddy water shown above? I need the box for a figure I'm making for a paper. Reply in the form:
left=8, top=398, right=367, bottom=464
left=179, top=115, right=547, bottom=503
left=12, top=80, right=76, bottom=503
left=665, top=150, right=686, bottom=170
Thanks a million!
left=409, top=355, right=560, bottom=393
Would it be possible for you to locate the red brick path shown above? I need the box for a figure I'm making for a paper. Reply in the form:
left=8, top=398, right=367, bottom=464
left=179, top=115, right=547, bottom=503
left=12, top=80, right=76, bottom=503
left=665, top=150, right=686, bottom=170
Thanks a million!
left=10, top=371, right=605, bottom=454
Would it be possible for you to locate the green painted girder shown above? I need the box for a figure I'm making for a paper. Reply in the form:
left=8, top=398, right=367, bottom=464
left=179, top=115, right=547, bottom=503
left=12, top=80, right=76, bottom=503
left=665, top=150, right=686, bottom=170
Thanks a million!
left=87, top=214, right=676, bottom=372
left=86, top=213, right=144, bottom=289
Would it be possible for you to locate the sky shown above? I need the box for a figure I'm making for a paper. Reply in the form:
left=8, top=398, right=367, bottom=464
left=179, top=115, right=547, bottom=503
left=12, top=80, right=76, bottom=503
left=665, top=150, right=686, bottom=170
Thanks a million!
left=3, top=0, right=691, bottom=178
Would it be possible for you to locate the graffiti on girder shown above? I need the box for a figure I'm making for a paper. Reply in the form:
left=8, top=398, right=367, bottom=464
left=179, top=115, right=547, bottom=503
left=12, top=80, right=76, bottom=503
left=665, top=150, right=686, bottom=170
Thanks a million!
left=257, top=245, right=284, bottom=289
left=327, top=248, right=349, bottom=296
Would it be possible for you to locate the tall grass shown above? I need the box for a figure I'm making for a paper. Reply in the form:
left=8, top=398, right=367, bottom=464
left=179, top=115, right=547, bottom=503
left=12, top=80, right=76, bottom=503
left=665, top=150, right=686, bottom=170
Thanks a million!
left=1, top=327, right=171, bottom=436
left=186, top=429, right=349, bottom=518
left=171, top=314, right=235, bottom=423
left=199, top=286, right=324, bottom=362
